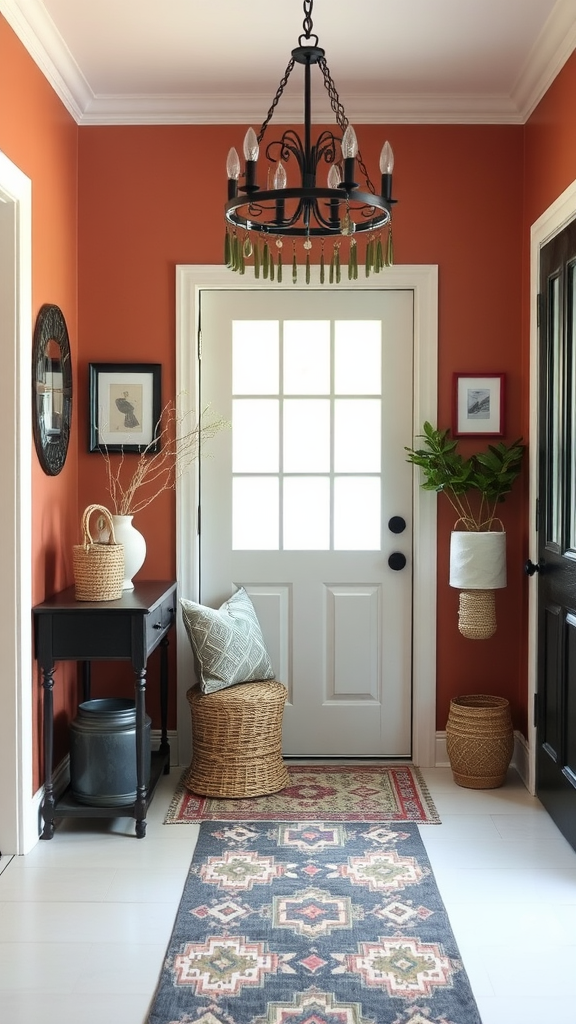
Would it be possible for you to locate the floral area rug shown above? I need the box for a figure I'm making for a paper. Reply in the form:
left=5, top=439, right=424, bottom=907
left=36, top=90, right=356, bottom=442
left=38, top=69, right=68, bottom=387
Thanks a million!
left=146, top=820, right=482, bottom=1024
left=164, top=766, right=440, bottom=824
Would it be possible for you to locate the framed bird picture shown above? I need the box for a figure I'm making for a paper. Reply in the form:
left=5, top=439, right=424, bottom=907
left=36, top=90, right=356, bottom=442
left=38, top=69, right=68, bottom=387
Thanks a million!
left=89, top=362, right=162, bottom=453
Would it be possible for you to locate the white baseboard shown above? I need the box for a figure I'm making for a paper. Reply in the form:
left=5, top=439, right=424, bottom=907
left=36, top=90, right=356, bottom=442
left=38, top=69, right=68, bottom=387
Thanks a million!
left=435, top=731, right=450, bottom=768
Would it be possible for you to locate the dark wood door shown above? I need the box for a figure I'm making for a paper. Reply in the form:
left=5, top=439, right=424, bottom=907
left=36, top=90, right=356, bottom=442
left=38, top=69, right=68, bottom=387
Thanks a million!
left=535, top=217, right=576, bottom=849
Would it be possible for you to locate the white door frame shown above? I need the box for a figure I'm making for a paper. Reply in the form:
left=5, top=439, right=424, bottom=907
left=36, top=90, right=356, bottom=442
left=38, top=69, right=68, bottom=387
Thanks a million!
left=528, top=178, right=576, bottom=795
left=0, top=149, right=34, bottom=854
left=175, top=264, right=438, bottom=768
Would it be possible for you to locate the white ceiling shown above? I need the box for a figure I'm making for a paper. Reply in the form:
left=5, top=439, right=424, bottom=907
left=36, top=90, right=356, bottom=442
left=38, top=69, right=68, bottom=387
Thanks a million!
left=2, top=0, right=576, bottom=125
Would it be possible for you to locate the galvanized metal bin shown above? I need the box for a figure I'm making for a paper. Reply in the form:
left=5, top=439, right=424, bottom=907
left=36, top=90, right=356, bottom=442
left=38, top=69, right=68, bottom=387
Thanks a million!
left=69, top=698, right=151, bottom=806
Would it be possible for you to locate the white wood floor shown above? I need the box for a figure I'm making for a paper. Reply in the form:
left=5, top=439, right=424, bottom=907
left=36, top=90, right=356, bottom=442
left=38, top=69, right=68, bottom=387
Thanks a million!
left=0, top=767, right=574, bottom=1024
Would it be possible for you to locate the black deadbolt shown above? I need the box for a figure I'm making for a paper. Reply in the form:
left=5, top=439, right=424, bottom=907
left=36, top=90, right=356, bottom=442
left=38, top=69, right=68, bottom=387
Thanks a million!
left=388, top=552, right=407, bottom=571
left=388, top=516, right=406, bottom=534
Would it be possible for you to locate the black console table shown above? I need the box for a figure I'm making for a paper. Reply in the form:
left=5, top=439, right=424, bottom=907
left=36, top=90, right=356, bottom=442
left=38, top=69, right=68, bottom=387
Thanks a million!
left=33, top=580, right=177, bottom=839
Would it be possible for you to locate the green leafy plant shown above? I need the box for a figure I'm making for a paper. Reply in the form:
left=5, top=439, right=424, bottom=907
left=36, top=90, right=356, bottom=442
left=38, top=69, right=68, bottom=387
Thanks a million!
left=405, top=421, right=525, bottom=532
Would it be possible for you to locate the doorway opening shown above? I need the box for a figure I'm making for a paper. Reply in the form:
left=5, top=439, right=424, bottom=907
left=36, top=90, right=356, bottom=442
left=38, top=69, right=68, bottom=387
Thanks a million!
left=0, top=149, right=33, bottom=855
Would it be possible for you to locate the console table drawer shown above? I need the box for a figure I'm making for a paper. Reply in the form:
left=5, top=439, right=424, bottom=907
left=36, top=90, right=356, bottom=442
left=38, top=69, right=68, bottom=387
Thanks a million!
left=146, top=592, right=177, bottom=653
left=51, top=613, right=133, bottom=660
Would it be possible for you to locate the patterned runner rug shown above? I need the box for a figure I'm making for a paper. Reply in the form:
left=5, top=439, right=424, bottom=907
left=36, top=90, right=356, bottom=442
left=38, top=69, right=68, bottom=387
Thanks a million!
left=164, top=766, right=439, bottom=824
left=147, top=820, right=481, bottom=1024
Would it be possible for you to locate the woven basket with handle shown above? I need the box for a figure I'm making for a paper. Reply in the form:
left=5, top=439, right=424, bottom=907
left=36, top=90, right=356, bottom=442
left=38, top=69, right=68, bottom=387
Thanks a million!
left=73, top=504, right=124, bottom=601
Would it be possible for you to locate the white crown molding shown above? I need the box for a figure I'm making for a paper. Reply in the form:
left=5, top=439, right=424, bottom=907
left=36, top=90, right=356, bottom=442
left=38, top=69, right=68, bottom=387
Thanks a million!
left=512, top=0, right=576, bottom=120
left=1, top=0, right=574, bottom=126
left=1, top=0, right=92, bottom=122
left=79, top=91, right=525, bottom=127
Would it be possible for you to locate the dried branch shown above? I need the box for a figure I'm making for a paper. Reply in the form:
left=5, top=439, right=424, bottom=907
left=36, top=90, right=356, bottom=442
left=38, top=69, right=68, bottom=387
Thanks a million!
left=99, top=399, right=226, bottom=516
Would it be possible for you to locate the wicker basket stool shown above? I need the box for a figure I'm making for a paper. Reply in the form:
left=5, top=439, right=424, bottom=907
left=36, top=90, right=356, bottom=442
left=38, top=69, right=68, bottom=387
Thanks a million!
left=184, top=680, right=290, bottom=798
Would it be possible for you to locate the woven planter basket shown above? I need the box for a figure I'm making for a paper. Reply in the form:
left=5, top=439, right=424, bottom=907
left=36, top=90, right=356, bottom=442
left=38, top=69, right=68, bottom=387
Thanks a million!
left=457, top=589, right=497, bottom=639
left=184, top=680, right=290, bottom=798
left=73, top=504, right=124, bottom=602
left=446, top=694, right=513, bottom=789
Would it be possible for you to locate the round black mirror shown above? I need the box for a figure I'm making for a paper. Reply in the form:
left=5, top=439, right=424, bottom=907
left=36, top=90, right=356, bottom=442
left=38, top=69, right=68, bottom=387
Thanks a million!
left=32, top=304, right=72, bottom=475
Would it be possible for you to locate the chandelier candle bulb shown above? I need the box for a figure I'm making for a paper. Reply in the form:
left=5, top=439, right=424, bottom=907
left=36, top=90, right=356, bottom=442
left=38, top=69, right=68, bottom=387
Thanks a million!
left=341, top=124, right=358, bottom=157
left=243, top=127, right=259, bottom=191
left=341, top=124, right=358, bottom=187
left=226, top=147, right=240, bottom=199
left=327, top=164, right=342, bottom=226
left=380, top=140, right=394, bottom=201
left=273, top=161, right=287, bottom=224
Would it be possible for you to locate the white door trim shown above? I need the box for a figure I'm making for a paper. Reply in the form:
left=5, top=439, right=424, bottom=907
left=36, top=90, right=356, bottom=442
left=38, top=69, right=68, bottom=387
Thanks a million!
left=0, top=149, right=34, bottom=854
left=175, top=265, right=438, bottom=767
left=528, top=178, right=576, bottom=795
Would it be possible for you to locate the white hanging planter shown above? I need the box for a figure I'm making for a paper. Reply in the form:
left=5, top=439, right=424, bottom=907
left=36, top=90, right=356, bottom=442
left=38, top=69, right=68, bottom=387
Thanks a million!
left=449, top=530, right=507, bottom=590
left=449, top=529, right=507, bottom=639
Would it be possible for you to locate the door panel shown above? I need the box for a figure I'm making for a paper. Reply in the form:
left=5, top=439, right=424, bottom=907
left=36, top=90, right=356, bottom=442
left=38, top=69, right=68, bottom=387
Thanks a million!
left=198, top=288, right=413, bottom=757
left=536, top=218, right=576, bottom=848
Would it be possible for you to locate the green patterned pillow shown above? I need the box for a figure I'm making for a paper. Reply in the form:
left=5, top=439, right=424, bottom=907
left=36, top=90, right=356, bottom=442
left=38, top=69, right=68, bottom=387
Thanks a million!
left=180, top=587, right=275, bottom=694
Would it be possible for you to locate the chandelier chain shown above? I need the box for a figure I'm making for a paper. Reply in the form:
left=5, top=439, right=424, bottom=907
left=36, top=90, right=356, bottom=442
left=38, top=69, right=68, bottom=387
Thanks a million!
left=257, top=58, right=296, bottom=144
left=301, top=0, right=314, bottom=40
left=319, top=57, right=376, bottom=195
left=318, top=56, right=348, bottom=133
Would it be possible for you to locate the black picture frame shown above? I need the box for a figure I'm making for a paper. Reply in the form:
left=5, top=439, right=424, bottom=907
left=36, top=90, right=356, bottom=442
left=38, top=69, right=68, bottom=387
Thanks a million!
left=89, top=362, right=162, bottom=453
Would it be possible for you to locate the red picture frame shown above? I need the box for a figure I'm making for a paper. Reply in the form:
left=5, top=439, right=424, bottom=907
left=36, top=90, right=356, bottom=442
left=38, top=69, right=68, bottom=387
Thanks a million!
left=452, top=373, right=505, bottom=437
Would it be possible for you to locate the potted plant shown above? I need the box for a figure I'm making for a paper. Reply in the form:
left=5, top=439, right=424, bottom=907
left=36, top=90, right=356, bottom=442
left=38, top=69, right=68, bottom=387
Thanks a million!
left=405, top=422, right=525, bottom=638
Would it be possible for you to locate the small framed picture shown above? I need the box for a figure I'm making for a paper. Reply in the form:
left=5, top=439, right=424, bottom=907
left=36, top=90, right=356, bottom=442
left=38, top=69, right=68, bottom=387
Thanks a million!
left=89, top=363, right=162, bottom=453
left=452, top=373, right=505, bottom=437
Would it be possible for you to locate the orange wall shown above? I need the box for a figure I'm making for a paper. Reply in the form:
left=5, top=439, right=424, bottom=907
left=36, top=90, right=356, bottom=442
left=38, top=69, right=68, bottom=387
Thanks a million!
left=524, top=52, right=576, bottom=228
left=77, top=122, right=526, bottom=732
left=0, top=16, right=79, bottom=785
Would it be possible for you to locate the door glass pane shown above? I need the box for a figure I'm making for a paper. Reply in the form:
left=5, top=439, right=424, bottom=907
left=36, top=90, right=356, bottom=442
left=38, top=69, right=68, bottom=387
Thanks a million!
left=334, top=477, right=381, bottom=550
left=334, top=321, right=381, bottom=395
left=233, top=399, right=278, bottom=472
left=570, top=263, right=576, bottom=549
left=548, top=276, right=562, bottom=546
left=232, top=321, right=278, bottom=394
left=284, top=477, right=330, bottom=549
left=284, top=399, right=330, bottom=472
left=233, top=477, right=279, bottom=549
left=334, top=399, right=381, bottom=472
left=284, top=321, right=330, bottom=394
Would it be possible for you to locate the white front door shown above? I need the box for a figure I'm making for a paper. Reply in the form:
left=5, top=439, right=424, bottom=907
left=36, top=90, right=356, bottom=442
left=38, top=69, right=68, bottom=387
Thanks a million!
left=198, top=288, right=413, bottom=757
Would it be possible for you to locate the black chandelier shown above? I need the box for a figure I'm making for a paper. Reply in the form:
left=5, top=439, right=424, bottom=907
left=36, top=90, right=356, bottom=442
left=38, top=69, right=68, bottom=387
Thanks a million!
left=224, top=0, right=396, bottom=284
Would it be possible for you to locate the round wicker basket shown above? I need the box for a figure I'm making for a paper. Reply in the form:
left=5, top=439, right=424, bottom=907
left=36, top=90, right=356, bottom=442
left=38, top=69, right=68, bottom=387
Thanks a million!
left=184, top=680, right=290, bottom=798
left=446, top=694, right=513, bottom=789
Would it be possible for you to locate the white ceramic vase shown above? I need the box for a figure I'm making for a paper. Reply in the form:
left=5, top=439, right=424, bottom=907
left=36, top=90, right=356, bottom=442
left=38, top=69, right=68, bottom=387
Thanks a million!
left=111, top=515, right=146, bottom=590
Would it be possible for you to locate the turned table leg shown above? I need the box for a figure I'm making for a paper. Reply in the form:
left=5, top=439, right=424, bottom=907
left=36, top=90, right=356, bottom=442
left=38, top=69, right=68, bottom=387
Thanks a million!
left=40, top=666, right=56, bottom=840
left=134, top=666, right=148, bottom=838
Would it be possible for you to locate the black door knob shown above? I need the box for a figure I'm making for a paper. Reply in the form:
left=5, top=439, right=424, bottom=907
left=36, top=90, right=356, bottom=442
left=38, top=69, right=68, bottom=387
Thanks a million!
left=388, top=516, right=406, bottom=534
left=525, top=558, right=544, bottom=576
left=388, top=552, right=407, bottom=571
